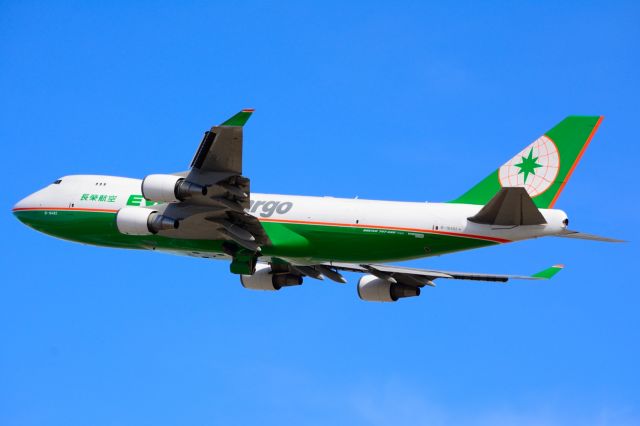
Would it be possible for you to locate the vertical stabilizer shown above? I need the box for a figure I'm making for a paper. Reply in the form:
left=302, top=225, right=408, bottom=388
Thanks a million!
left=450, top=116, right=603, bottom=208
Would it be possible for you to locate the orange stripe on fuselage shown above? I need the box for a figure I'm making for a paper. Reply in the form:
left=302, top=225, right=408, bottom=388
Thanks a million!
left=12, top=207, right=512, bottom=244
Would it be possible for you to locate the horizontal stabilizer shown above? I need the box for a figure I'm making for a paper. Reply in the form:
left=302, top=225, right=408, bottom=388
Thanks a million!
left=468, top=187, right=546, bottom=226
left=556, top=230, right=626, bottom=243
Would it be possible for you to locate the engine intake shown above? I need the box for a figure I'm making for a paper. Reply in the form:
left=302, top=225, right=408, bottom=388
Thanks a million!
left=142, top=174, right=207, bottom=203
left=116, top=207, right=179, bottom=235
left=357, top=275, right=420, bottom=302
left=240, top=263, right=303, bottom=291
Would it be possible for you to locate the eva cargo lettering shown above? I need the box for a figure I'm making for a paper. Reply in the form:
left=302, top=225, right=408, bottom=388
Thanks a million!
left=125, top=194, right=292, bottom=218
left=247, top=200, right=293, bottom=217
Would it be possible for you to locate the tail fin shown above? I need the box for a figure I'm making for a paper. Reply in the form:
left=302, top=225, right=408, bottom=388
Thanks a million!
left=450, top=116, right=603, bottom=208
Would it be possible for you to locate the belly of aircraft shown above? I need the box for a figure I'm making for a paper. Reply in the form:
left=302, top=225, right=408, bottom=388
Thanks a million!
left=14, top=208, right=497, bottom=263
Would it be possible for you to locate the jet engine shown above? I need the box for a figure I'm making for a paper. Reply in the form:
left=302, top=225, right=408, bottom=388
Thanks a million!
left=141, top=174, right=207, bottom=203
left=357, top=275, right=420, bottom=302
left=240, top=263, right=303, bottom=291
left=116, top=207, right=179, bottom=235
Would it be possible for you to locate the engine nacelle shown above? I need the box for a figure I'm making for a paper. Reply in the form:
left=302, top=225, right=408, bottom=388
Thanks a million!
left=116, top=207, right=179, bottom=235
left=240, top=263, right=303, bottom=291
left=141, top=174, right=207, bottom=203
left=357, top=275, right=421, bottom=302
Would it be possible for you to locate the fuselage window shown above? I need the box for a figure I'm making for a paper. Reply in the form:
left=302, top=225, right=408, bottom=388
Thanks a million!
left=53, top=179, right=62, bottom=184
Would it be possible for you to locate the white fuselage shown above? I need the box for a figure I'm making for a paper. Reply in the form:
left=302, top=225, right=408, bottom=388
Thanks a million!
left=13, top=175, right=570, bottom=262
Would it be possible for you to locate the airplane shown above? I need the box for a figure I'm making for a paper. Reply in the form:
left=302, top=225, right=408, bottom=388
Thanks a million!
left=12, top=110, right=622, bottom=302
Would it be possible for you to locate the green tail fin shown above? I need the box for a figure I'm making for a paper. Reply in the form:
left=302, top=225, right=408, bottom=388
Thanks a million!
left=450, top=116, right=603, bottom=208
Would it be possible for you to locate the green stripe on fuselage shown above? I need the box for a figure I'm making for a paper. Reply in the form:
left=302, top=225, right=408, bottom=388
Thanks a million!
left=13, top=209, right=497, bottom=263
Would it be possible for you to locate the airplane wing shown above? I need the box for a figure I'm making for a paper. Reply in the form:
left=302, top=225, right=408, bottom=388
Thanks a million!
left=282, top=260, right=564, bottom=286
left=149, top=109, right=271, bottom=249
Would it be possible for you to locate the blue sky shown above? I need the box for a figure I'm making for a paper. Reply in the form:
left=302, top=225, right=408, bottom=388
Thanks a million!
left=1, top=1, right=639, bottom=425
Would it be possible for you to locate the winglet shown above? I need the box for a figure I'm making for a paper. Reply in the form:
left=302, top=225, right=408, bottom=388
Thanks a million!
left=221, top=109, right=255, bottom=127
left=531, top=264, right=564, bottom=280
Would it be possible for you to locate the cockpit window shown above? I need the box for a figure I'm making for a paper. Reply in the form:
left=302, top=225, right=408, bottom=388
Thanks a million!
left=53, top=179, right=62, bottom=184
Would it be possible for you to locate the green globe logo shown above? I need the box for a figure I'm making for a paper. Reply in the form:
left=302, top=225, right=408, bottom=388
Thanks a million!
left=498, top=136, right=560, bottom=197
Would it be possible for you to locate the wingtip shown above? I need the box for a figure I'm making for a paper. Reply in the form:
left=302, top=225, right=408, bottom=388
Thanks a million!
left=221, top=109, right=255, bottom=126
left=531, top=264, right=565, bottom=280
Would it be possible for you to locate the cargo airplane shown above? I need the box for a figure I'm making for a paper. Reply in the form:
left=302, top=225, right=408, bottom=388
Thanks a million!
left=13, top=111, right=621, bottom=302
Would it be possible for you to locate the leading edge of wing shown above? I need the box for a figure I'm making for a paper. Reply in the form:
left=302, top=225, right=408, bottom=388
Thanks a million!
left=327, top=262, right=564, bottom=284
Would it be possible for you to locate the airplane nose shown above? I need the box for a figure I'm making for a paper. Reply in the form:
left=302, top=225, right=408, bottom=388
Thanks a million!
left=12, top=192, right=41, bottom=223
left=13, top=196, right=28, bottom=211
left=13, top=193, right=34, bottom=211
